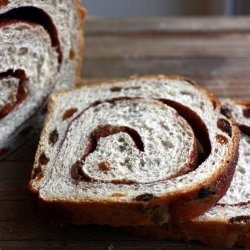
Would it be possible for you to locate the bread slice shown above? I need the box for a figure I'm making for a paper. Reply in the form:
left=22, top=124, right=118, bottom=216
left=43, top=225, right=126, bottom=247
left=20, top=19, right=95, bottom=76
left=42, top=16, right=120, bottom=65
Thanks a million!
left=0, top=1, right=86, bottom=158
left=127, top=99, right=250, bottom=248
left=29, top=75, right=240, bottom=226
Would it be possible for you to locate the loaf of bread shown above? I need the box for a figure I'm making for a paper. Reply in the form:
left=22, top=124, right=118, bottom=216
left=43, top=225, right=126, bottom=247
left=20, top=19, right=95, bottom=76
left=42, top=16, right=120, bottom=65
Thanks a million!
left=0, top=0, right=86, bottom=158
left=127, top=99, right=250, bottom=248
left=28, top=75, right=240, bottom=226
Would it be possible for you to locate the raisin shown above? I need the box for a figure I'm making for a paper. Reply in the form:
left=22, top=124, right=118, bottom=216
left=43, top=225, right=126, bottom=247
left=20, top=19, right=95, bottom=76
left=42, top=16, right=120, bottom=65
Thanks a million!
left=217, top=118, right=232, bottom=137
left=98, top=162, right=110, bottom=171
left=69, top=49, right=75, bottom=60
left=216, top=134, right=228, bottom=145
left=110, top=86, right=122, bottom=92
left=134, top=193, right=157, bottom=202
left=230, top=216, right=250, bottom=224
left=63, top=108, right=78, bottom=120
left=39, top=153, right=49, bottom=165
left=49, top=129, right=59, bottom=145
left=220, top=106, right=232, bottom=119
left=198, top=188, right=216, bottom=199
left=243, top=108, right=250, bottom=118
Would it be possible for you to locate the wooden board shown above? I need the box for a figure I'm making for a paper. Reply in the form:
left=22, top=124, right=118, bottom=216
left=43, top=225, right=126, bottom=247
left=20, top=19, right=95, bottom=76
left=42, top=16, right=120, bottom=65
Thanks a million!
left=83, top=17, right=250, bottom=98
left=1, top=17, right=250, bottom=249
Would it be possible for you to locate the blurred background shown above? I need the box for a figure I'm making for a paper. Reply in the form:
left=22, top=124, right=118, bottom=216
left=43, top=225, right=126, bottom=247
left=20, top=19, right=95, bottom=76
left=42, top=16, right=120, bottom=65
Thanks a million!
left=82, top=0, right=250, bottom=99
left=83, top=0, right=250, bottom=18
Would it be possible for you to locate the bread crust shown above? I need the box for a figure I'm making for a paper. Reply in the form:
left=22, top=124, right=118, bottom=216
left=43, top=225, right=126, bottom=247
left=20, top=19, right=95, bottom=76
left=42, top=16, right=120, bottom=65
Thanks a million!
left=125, top=99, right=250, bottom=247
left=75, top=0, right=87, bottom=82
left=124, top=220, right=250, bottom=248
left=29, top=75, right=240, bottom=226
left=126, top=217, right=250, bottom=248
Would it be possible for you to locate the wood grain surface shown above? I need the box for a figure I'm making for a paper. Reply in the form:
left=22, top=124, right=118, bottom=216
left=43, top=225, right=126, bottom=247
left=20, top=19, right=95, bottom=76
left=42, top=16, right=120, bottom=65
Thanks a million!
left=1, top=17, right=250, bottom=249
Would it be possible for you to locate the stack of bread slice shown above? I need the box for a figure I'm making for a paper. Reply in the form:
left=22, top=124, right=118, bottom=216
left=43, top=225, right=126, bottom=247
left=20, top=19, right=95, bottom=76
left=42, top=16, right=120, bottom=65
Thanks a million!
left=1, top=4, right=248, bottom=247
left=126, top=98, right=250, bottom=248
left=28, top=75, right=250, bottom=247
left=0, top=0, right=86, bottom=158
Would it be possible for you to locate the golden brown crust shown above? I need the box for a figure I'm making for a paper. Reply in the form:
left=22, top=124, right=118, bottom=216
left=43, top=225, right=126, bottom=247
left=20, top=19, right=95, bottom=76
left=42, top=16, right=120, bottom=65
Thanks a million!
left=75, top=0, right=86, bottom=82
left=37, top=199, right=170, bottom=226
left=29, top=75, right=240, bottom=226
left=168, top=140, right=239, bottom=221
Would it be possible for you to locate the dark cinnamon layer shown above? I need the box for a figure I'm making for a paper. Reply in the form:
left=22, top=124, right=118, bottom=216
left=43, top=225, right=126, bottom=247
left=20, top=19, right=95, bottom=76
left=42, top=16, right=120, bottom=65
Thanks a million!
left=0, top=6, right=62, bottom=63
left=82, top=124, right=145, bottom=161
left=58, top=97, right=211, bottom=185
left=0, top=69, right=27, bottom=120
left=158, top=99, right=211, bottom=165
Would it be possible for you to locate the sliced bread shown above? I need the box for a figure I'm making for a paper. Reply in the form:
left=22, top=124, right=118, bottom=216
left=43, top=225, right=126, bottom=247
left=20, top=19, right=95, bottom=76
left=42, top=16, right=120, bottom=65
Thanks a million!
left=0, top=1, right=86, bottom=158
left=127, top=99, right=250, bottom=248
left=29, top=75, right=240, bottom=226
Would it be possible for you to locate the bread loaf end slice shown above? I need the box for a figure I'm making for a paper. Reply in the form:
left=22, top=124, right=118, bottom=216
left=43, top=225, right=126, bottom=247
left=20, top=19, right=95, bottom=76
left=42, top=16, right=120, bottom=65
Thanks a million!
left=0, top=0, right=86, bottom=158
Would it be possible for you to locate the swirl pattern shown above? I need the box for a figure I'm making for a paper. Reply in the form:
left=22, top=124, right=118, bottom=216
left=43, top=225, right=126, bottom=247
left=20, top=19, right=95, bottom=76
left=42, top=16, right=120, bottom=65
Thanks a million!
left=68, top=98, right=197, bottom=184
left=29, top=76, right=240, bottom=226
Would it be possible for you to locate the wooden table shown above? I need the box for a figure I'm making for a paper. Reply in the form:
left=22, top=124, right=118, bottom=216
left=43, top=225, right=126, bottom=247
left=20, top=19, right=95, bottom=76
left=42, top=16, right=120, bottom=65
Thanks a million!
left=1, top=17, right=250, bottom=249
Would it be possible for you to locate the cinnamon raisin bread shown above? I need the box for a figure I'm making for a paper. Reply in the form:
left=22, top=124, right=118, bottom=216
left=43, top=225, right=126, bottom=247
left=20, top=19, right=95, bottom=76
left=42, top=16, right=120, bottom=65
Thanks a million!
left=128, top=99, right=250, bottom=248
left=29, top=75, right=240, bottom=226
left=0, top=0, right=86, bottom=158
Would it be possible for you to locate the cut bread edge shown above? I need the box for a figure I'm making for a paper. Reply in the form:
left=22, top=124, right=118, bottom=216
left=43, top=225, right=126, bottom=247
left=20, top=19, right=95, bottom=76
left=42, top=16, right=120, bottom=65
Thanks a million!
left=0, top=0, right=86, bottom=159
left=28, top=75, right=240, bottom=226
